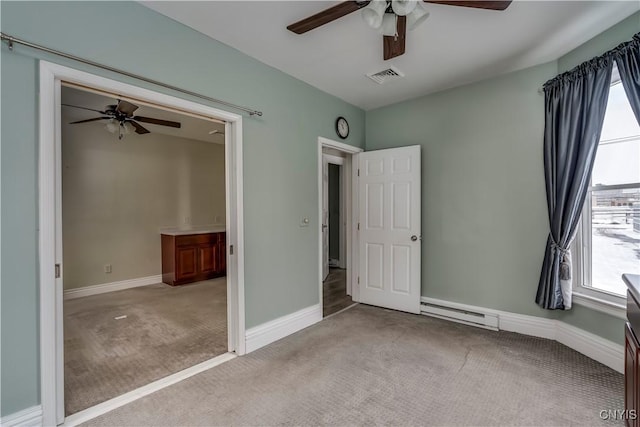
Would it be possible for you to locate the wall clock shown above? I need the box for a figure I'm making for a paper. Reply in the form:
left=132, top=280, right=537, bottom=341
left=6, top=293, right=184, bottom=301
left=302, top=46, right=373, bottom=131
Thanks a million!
left=336, top=116, right=349, bottom=139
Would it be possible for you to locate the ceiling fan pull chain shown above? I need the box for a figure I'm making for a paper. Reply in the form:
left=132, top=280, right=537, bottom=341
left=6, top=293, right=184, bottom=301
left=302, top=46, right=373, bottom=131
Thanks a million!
left=394, top=14, right=399, bottom=40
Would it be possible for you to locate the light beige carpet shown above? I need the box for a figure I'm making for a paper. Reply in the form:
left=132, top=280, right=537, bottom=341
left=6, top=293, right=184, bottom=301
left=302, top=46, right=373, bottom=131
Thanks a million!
left=64, top=278, right=227, bottom=415
left=83, top=304, right=623, bottom=426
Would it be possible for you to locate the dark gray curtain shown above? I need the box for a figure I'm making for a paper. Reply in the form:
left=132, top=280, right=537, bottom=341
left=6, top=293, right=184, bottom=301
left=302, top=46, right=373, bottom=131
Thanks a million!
left=614, top=34, right=640, bottom=124
left=536, top=57, right=613, bottom=310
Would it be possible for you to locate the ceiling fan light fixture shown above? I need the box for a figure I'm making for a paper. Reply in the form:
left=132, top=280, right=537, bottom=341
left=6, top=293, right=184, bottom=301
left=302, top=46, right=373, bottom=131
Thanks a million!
left=391, top=0, right=417, bottom=16
left=407, top=2, right=430, bottom=30
left=379, top=13, right=398, bottom=36
left=105, top=119, right=117, bottom=134
left=362, top=0, right=388, bottom=29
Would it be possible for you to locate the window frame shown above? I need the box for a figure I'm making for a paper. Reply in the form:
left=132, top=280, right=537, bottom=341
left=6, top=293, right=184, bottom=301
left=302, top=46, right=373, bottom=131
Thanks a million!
left=573, top=189, right=634, bottom=318
left=572, top=70, right=639, bottom=318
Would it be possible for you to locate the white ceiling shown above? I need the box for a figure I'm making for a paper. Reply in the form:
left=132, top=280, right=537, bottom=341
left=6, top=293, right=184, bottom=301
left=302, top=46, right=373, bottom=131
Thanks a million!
left=143, top=1, right=639, bottom=110
left=61, top=86, right=226, bottom=143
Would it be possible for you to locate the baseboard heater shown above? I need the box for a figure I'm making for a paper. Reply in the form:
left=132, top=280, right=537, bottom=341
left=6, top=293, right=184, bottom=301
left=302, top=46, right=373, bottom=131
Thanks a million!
left=420, top=301, right=499, bottom=331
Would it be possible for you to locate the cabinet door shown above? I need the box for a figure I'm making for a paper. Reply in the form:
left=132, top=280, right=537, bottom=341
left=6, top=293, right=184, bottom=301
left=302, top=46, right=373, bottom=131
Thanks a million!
left=176, top=247, right=198, bottom=281
left=198, top=243, right=218, bottom=275
left=635, top=336, right=640, bottom=427
left=626, top=323, right=639, bottom=427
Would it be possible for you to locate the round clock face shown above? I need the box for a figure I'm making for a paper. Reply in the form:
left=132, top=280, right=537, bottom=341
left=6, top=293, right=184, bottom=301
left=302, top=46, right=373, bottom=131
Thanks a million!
left=336, top=117, right=349, bottom=139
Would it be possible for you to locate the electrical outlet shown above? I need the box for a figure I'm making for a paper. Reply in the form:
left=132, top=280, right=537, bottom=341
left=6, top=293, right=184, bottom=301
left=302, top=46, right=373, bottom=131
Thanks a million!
left=104, top=264, right=112, bottom=274
left=184, top=216, right=191, bottom=224
left=215, top=215, right=221, bottom=224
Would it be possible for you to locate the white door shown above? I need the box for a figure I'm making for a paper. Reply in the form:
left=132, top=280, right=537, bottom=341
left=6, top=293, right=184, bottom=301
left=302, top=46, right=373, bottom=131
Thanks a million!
left=322, top=158, right=330, bottom=280
left=357, top=145, right=421, bottom=314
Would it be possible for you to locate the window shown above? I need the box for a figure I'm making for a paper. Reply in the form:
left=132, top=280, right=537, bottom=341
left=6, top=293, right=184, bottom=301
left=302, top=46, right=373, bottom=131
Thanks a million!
left=576, top=64, right=640, bottom=304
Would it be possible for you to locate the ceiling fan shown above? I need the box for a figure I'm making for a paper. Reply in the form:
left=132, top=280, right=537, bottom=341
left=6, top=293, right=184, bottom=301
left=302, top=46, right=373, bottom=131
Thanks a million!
left=287, top=0, right=512, bottom=60
left=63, top=100, right=181, bottom=140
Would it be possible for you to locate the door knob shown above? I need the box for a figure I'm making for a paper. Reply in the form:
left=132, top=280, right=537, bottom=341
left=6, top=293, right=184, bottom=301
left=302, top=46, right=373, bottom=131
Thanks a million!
left=411, top=235, right=418, bottom=241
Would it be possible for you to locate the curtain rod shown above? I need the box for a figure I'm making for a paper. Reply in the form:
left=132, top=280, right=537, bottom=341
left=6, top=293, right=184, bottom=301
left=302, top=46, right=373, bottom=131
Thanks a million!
left=540, top=32, right=639, bottom=93
left=0, top=32, right=263, bottom=117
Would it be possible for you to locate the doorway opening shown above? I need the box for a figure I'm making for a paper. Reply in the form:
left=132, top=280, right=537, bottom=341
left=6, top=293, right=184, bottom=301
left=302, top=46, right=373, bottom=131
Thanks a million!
left=39, top=62, right=245, bottom=426
left=318, top=138, right=362, bottom=318
left=61, top=84, right=231, bottom=416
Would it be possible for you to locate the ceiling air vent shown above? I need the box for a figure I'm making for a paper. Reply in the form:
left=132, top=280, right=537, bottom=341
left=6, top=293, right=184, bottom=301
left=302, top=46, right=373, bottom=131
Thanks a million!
left=366, top=67, right=405, bottom=85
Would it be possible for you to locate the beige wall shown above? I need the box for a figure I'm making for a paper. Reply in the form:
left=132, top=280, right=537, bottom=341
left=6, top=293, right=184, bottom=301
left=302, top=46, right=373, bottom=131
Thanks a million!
left=62, top=123, right=225, bottom=290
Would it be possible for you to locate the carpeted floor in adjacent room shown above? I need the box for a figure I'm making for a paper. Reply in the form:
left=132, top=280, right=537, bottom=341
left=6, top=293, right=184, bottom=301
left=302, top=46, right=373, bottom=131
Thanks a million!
left=64, top=278, right=228, bottom=415
left=83, top=303, right=623, bottom=426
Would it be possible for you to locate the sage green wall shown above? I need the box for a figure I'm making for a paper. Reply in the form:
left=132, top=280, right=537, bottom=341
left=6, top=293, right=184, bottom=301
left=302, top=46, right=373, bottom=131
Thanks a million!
left=365, top=12, right=640, bottom=344
left=366, top=62, right=556, bottom=319
left=1, top=46, right=40, bottom=419
left=0, top=1, right=364, bottom=416
left=558, top=13, right=639, bottom=72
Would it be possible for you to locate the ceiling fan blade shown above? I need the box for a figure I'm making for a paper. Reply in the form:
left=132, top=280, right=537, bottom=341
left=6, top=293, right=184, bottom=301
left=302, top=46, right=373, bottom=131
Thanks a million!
left=383, top=15, right=406, bottom=60
left=129, top=121, right=150, bottom=135
left=69, top=117, right=110, bottom=124
left=287, top=1, right=370, bottom=34
left=116, top=100, right=139, bottom=116
left=423, top=0, right=512, bottom=11
left=133, top=116, right=181, bottom=128
left=62, top=104, right=108, bottom=114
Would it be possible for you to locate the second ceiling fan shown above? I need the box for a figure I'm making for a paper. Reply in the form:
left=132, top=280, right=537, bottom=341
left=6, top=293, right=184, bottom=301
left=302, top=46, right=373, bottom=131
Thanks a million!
left=287, top=0, right=512, bottom=60
left=63, top=99, right=181, bottom=140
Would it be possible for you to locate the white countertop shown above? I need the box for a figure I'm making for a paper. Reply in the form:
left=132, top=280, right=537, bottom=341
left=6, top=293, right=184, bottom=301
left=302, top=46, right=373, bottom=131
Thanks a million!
left=624, top=274, right=640, bottom=304
left=160, top=226, right=226, bottom=236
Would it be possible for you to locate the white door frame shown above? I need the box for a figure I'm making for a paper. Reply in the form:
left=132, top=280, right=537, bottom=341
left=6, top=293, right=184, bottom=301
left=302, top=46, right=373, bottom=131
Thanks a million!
left=39, top=61, right=246, bottom=426
left=322, top=156, right=330, bottom=281
left=317, top=137, right=362, bottom=311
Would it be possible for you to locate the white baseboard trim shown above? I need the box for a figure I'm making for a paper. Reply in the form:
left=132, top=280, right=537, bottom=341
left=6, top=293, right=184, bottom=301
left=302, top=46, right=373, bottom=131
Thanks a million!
left=63, top=275, right=163, bottom=300
left=556, top=321, right=624, bottom=373
left=0, top=405, right=43, bottom=427
left=420, top=296, right=623, bottom=373
left=498, top=311, right=556, bottom=340
left=61, top=352, right=236, bottom=427
left=245, top=304, right=322, bottom=353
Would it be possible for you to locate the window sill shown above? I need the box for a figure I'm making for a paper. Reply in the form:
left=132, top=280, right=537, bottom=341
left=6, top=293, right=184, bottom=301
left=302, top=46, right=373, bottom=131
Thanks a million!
left=572, top=291, right=627, bottom=320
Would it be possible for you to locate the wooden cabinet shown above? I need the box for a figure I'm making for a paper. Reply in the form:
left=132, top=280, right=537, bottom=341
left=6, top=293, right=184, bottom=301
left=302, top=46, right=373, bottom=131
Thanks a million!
left=625, top=275, right=640, bottom=427
left=161, top=232, right=226, bottom=286
left=176, top=246, right=198, bottom=282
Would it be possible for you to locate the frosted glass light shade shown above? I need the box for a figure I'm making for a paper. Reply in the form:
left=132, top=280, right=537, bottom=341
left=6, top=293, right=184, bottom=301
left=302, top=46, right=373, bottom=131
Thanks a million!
left=391, top=0, right=417, bottom=16
left=407, top=2, right=430, bottom=30
left=362, top=0, right=388, bottom=29
left=105, top=120, right=117, bottom=133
